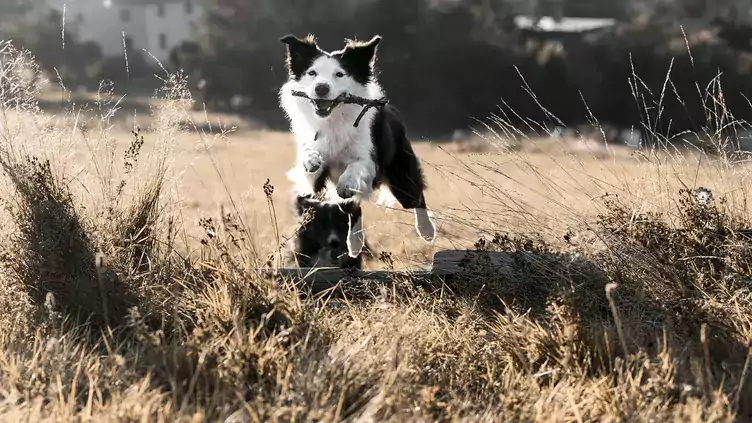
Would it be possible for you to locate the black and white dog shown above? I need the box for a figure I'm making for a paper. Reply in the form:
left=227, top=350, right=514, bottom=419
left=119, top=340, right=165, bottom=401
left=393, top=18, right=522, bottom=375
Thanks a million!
left=287, top=194, right=373, bottom=269
left=278, top=34, right=435, bottom=258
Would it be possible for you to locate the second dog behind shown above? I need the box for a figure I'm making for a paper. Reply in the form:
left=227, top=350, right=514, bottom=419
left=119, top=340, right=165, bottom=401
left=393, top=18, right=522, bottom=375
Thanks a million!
left=287, top=194, right=373, bottom=269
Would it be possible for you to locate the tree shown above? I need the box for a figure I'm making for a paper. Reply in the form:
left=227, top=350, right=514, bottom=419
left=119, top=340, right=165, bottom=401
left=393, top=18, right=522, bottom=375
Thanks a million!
left=0, top=0, right=45, bottom=39
left=192, top=0, right=531, bottom=133
left=193, top=0, right=361, bottom=120
left=563, top=0, right=627, bottom=18
left=0, top=1, right=104, bottom=87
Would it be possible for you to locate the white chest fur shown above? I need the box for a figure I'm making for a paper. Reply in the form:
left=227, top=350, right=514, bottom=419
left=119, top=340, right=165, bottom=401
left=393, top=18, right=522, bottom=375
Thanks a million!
left=300, top=107, right=374, bottom=176
left=281, top=82, right=381, bottom=201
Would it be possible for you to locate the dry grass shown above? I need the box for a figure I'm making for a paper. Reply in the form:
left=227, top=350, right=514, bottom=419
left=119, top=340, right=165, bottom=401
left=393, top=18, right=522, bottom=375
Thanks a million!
left=1, top=38, right=752, bottom=422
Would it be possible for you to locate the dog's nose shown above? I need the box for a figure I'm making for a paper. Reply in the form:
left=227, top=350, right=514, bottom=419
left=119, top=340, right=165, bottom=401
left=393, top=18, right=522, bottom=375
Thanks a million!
left=327, top=233, right=341, bottom=249
left=314, top=83, right=330, bottom=98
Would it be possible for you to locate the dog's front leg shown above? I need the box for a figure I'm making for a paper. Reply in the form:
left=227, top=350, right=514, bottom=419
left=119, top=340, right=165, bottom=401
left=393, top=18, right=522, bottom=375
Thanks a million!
left=336, top=159, right=376, bottom=201
left=300, top=144, right=323, bottom=174
left=287, top=147, right=325, bottom=197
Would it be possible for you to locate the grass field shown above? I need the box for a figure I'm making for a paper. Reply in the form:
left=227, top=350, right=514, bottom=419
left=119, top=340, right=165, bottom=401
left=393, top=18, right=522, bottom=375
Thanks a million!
left=4, top=41, right=752, bottom=421
left=86, top=122, right=729, bottom=271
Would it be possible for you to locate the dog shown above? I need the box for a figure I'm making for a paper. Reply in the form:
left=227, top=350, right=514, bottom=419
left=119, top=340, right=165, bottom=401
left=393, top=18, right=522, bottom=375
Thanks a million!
left=278, top=34, right=436, bottom=258
left=287, top=194, right=373, bottom=269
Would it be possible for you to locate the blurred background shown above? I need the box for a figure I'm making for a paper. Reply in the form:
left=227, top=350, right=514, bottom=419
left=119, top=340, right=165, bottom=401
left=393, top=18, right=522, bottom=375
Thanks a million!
left=3, top=0, right=752, bottom=140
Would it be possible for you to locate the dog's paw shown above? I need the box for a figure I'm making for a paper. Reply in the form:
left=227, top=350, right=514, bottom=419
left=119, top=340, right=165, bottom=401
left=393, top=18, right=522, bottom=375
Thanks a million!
left=302, top=151, right=323, bottom=174
left=337, top=170, right=367, bottom=199
left=414, top=208, right=436, bottom=242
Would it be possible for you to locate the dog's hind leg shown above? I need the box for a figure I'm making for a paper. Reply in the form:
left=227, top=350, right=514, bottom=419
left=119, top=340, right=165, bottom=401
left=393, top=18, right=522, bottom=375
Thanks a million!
left=413, top=206, right=435, bottom=242
left=372, top=106, right=435, bottom=242
left=383, top=145, right=435, bottom=242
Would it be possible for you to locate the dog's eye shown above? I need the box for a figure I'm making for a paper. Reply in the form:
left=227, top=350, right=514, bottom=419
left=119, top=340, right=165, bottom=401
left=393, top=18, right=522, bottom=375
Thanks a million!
left=335, top=71, right=344, bottom=78
left=307, top=70, right=317, bottom=77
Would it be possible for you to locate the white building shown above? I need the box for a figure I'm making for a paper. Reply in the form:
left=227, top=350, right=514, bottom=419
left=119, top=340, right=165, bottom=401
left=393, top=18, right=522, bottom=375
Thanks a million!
left=46, top=0, right=202, bottom=63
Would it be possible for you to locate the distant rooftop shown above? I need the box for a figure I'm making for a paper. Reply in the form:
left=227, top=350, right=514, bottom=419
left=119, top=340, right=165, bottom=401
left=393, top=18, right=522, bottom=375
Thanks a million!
left=514, top=16, right=617, bottom=33
left=47, top=0, right=191, bottom=6
left=121, top=0, right=193, bottom=4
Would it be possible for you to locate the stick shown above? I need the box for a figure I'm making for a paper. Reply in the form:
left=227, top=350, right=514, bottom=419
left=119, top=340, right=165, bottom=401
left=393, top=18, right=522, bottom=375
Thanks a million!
left=291, top=91, right=389, bottom=127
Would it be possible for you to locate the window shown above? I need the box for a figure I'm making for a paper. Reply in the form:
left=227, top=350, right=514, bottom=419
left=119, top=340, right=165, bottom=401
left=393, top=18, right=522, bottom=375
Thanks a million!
left=119, top=8, right=130, bottom=22
left=156, top=4, right=165, bottom=17
left=184, top=0, right=193, bottom=14
left=159, top=33, right=167, bottom=50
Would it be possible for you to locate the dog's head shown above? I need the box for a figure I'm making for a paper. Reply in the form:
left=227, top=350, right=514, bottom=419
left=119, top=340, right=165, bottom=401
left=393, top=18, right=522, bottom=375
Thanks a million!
left=280, top=34, right=381, bottom=119
left=293, top=195, right=362, bottom=267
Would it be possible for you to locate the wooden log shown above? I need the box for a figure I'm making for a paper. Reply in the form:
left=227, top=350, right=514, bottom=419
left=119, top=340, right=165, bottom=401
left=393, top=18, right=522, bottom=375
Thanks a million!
left=263, top=267, right=436, bottom=284
left=258, top=249, right=531, bottom=294
left=257, top=267, right=439, bottom=295
left=431, top=249, right=523, bottom=274
left=262, top=228, right=752, bottom=294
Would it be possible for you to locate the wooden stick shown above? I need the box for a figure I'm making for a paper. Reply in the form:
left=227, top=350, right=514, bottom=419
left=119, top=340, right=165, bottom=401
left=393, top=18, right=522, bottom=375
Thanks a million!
left=291, top=91, right=389, bottom=127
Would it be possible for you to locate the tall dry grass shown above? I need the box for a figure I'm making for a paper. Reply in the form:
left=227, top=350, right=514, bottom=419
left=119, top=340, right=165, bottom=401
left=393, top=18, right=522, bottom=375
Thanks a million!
left=0, top=35, right=751, bottom=423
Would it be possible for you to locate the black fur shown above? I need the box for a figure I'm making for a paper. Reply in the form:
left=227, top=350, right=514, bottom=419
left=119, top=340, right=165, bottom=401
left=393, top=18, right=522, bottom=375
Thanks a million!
left=280, top=34, right=323, bottom=81
left=369, top=104, right=427, bottom=209
left=281, top=34, right=381, bottom=85
left=311, top=165, right=331, bottom=194
left=290, top=195, right=373, bottom=269
left=331, top=36, right=381, bottom=85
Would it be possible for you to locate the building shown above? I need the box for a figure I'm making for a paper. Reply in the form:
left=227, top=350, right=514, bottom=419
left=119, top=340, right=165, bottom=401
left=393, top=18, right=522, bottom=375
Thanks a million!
left=508, top=0, right=618, bottom=42
left=513, top=15, right=617, bottom=47
left=46, top=0, right=202, bottom=63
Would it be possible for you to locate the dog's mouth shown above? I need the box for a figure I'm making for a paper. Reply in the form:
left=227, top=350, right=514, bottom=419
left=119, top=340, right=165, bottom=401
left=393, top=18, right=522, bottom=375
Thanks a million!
left=313, top=99, right=336, bottom=117
left=314, top=248, right=340, bottom=266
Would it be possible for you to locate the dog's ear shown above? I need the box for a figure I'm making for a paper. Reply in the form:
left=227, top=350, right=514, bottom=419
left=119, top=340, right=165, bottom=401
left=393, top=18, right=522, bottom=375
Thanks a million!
left=295, top=194, right=319, bottom=216
left=279, top=34, right=301, bottom=45
left=280, top=34, right=321, bottom=80
left=338, top=35, right=382, bottom=84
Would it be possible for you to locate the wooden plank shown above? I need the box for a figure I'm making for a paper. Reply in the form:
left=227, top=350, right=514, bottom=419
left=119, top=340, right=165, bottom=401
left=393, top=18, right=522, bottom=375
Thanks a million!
left=431, top=250, right=518, bottom=274
left=264, top=233, right=752, bottom=293
left=430, top=249, right=593, bottom=276
left=265, top=267, right=435, bottom=283
left=260, top=249, right=520, bottom=284
left=257, top=267, right=439, bottom=295
left=431, top=230, right=752, bottom=273
left=259, top=249, right=589, bottom=294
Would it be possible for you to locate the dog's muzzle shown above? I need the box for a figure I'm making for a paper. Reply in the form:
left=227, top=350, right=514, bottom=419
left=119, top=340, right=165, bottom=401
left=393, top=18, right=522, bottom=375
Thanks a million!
left=314, top=248, right=340, bottom=266
left=313, top=99, right=336, bottom=118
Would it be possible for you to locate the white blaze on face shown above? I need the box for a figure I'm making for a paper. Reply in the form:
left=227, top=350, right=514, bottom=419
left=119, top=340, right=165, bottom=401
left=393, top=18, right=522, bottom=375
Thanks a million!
left=299, top=56, right=360, bottom=100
